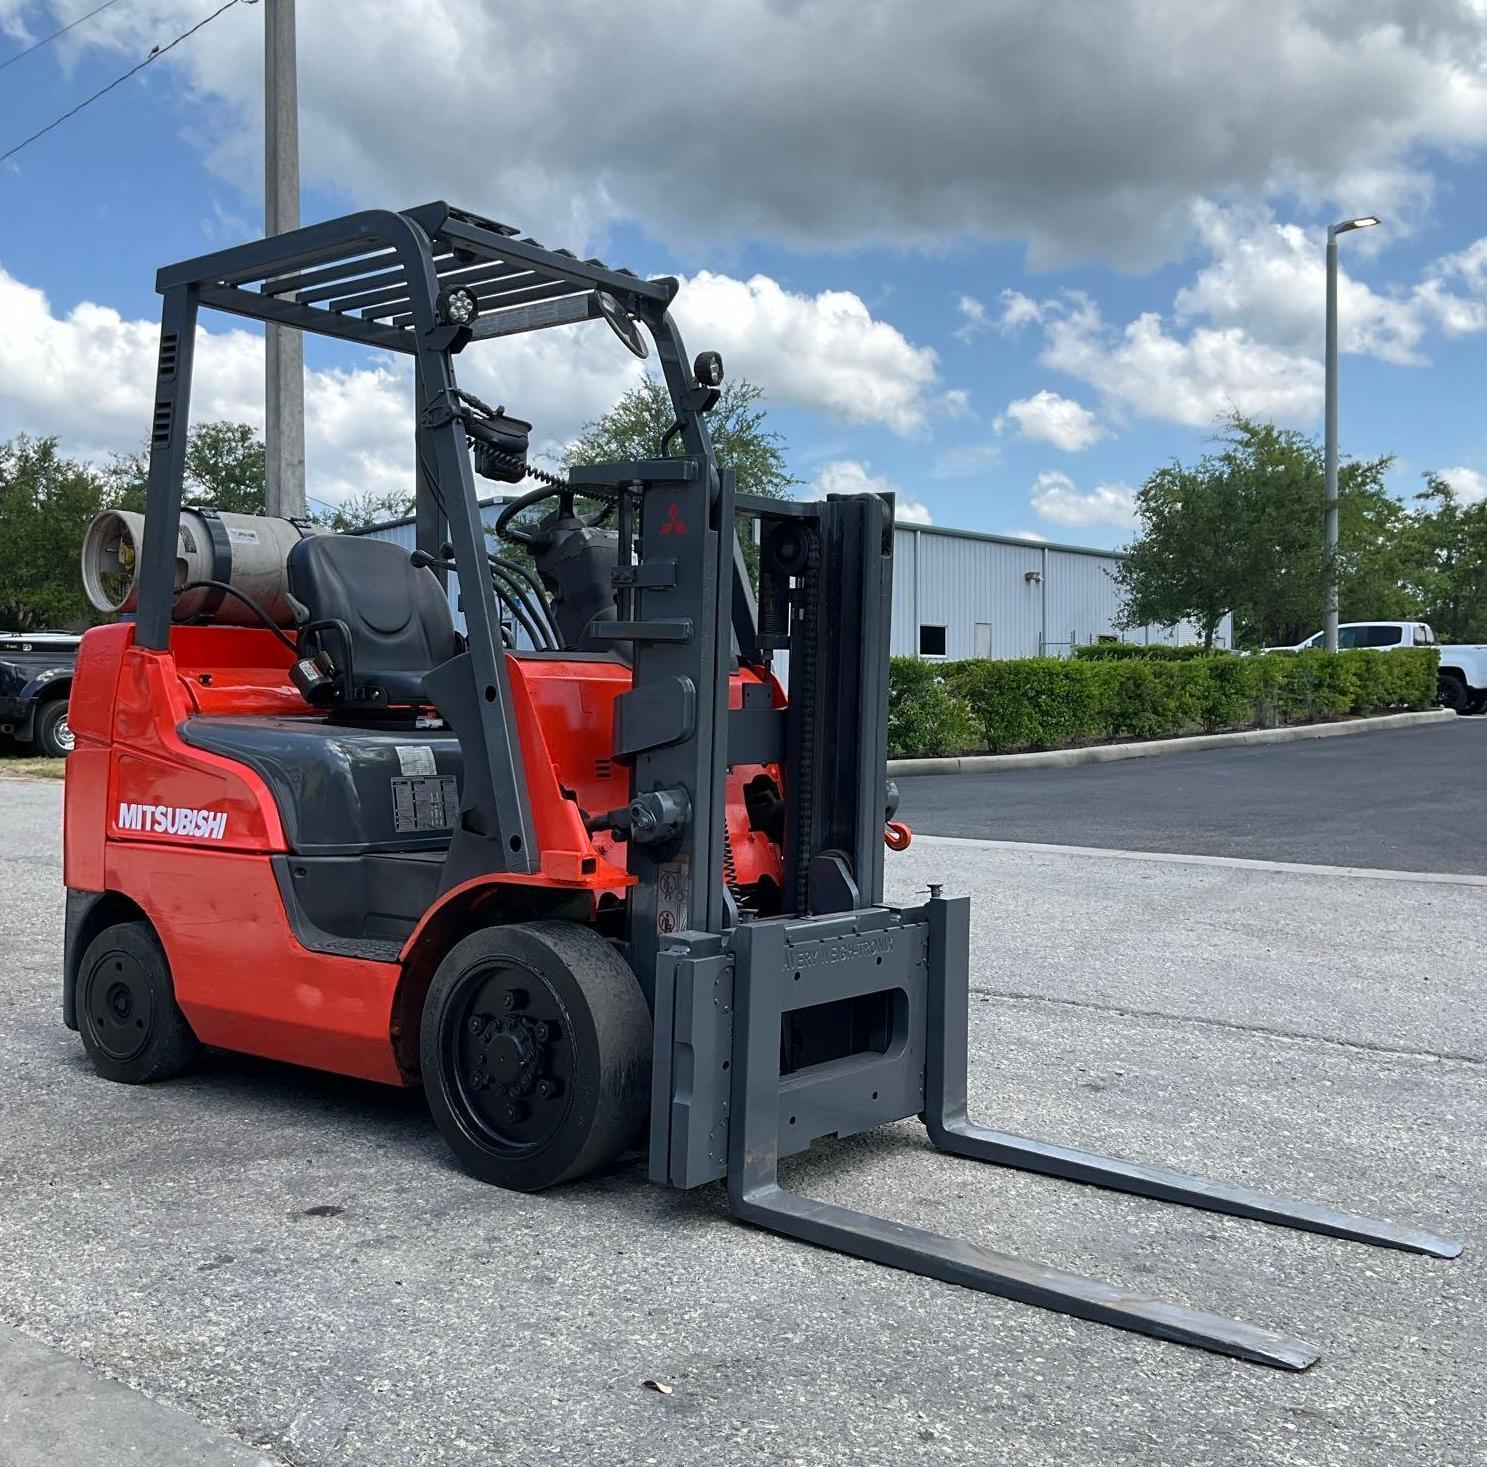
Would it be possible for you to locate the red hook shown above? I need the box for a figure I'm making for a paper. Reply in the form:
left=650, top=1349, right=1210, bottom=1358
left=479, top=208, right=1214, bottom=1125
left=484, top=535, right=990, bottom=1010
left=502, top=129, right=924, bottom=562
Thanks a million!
left=884, top=820, right=912, bottom=852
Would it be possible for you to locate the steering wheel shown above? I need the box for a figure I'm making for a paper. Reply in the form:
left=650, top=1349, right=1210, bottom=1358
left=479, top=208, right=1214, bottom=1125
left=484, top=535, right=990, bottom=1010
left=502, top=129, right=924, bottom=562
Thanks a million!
left=494, top=483, right=617, bottom=547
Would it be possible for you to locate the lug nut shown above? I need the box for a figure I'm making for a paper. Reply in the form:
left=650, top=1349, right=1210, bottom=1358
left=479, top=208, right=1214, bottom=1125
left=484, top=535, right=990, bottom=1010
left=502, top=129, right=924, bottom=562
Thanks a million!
left=533, top=1021, right=552, bottom=1043
left=502, top=1101, right=528, bottom=1124
left=467, top=1016, right=485, bottom=1034
left=535, top=1077, right=562, bottom=1100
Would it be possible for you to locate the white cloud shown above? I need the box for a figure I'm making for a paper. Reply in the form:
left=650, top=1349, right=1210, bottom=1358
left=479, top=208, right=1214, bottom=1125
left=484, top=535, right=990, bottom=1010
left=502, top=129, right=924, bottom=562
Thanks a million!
left=49, top=1, right=1487, bottom=266
left=954, top=296, right=989, bottom=342
left=997, top=290, right=1046, bottom=334
left=997, top=390, right=1104, bottom=451
left=1173, top=201, right=1429, bottom=366
left=671, top=273, right=940, bottom=434
left=0, top=264, right=630, bottom=507
left=1029, top=470, right=1137, bottom=529
left=810, top=459, right=932, bottom=523
left=941, top=387, right=973, bottom=420
left=0, top=258, right=942, bottom=501
left=1038, top=292, right=1322, bottom=428
left=1440, top=466, right=1487, bottom=505
left=1015, top=207, right=1487, bottom=430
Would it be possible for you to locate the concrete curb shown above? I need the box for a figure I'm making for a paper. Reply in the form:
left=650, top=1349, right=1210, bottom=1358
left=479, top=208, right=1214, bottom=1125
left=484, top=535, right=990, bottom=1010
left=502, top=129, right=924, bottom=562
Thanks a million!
left=887, top=708, right=1456, bottom=776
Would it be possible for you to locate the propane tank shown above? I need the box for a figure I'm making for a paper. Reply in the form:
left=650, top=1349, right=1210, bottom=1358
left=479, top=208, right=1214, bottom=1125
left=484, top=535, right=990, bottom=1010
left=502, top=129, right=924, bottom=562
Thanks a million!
left=81, top=508, right=313, bottom=627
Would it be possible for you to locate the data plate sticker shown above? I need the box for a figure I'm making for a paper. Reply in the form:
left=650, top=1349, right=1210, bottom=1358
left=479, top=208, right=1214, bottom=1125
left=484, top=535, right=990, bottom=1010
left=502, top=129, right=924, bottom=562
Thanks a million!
left=391, top=776, right=458, bottom=833
left=396, top=744, right=437, bottom=776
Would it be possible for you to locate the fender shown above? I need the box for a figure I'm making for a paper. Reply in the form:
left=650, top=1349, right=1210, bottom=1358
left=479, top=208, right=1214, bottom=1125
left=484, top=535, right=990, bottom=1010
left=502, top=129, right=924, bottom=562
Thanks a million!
left=19, top=667, right=72, bottom=704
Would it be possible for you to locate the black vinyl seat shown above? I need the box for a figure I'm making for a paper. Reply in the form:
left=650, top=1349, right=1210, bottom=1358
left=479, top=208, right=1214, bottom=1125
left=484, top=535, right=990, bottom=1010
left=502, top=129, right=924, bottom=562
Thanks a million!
left=288, top=534, right=459, bottom=709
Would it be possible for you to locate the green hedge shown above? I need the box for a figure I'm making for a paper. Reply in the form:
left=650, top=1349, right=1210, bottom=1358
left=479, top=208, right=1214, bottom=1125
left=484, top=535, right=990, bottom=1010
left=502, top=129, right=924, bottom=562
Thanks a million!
left=887, top=656, right=978, bottom=758
left=888, top=648, right=1439, bottom=758
left=1072, top=642, right=1223, bottom=661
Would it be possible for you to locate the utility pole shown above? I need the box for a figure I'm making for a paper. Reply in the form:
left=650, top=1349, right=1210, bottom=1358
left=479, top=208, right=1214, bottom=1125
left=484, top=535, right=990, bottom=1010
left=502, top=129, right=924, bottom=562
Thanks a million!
left=264, top=0, right=305, bottom=518
left=1322, top=215, right=1379, bottom=652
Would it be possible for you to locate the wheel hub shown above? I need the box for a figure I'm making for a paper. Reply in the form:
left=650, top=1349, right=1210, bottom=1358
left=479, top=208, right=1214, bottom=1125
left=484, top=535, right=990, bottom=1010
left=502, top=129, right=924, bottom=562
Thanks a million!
left=484, top=1019, right=536, bottom=1087
left=84, top=951, right=154, bottom=1062
left=451, top=969, right=572, bottom=1152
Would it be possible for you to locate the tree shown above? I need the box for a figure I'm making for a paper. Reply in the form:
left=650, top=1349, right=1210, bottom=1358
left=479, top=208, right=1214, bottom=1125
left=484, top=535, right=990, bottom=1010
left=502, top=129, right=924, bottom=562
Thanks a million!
left=316, top=487, right=415, bottom=532
left=1111, top=457, right=1233, bottom=650
left=1114, top=413, right=1406, bottom=648
left=106, top=421, right=267, bottom=515
left=0, top=436, right=112, bottom=630
left=1405, top=476, right=1487, bottom=642
left=563, top=377, right=799, bottom=500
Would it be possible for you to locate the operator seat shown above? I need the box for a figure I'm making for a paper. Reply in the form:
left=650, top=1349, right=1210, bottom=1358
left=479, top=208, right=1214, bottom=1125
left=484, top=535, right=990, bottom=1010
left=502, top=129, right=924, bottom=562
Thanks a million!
left=287, top=534, right=459, bottom=710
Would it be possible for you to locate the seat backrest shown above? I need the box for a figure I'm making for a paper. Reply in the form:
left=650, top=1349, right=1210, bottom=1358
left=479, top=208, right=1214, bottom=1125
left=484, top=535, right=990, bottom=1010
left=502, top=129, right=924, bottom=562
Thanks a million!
left=287, top=534, right=458, bottom=708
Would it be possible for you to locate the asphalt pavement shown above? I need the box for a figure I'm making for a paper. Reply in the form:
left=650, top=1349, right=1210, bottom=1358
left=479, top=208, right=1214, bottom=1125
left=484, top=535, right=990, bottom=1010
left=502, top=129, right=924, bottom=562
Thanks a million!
left=896, top=716, right=1486, bottom=873
left=0, top=773, right=1481, bottom=1467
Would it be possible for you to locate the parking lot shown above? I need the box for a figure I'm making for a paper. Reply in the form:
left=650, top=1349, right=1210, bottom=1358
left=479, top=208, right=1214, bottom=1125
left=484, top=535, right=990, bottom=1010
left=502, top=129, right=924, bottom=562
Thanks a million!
left=897, top=716, right=1487, bottom=873
left=1, top=739, right=1483, bottom=1466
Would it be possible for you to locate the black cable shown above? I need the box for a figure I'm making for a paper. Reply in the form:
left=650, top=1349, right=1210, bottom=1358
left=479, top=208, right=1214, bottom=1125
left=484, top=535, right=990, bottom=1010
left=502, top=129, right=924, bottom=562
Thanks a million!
left=490, top=571, right=552, bottom=651
left=0, top=0, right=245, bottom=166
left=491, top=554, right=561, bottom=644
left=0, top=0, right=124, bottom=73
left=175, top=580, right=299, bottom=655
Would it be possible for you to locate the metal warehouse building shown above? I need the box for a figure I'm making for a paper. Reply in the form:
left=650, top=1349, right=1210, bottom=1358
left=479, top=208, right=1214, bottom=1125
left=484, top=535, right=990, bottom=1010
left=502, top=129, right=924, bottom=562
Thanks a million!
left=892, top=523, right=1229, bottom=658
left=359, top=504, right=1227, bottom=657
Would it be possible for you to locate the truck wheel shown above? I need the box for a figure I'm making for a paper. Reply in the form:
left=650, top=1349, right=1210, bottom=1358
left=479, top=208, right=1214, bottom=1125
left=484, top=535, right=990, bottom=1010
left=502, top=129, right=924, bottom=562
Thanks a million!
left=421, top=921, right=651, bottom=1192
left=75, top=921, right=201, bottom=1084
left=33, top=698, right=74, bottom=757
left=1438, top=674, right=1470, bottom=715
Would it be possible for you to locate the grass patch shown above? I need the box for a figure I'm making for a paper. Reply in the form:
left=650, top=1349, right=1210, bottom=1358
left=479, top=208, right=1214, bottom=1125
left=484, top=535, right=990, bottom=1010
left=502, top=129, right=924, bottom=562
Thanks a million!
left=0, top=748, right=66, bottom=780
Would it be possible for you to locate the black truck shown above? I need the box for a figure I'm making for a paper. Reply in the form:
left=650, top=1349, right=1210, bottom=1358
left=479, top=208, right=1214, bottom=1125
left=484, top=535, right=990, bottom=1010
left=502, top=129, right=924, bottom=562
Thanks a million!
left=0, top=631, right=79, bottom=757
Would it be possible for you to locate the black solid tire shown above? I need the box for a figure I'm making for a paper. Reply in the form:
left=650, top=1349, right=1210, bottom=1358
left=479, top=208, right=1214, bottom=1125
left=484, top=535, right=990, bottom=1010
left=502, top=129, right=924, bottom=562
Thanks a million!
left=75, top=921, right=201, bottom=1084
left=33, top=698, right=74, bottom=758
left=1439, top=674, right=1470, bottom=715
left=420, top=921, right=651, bottom=1191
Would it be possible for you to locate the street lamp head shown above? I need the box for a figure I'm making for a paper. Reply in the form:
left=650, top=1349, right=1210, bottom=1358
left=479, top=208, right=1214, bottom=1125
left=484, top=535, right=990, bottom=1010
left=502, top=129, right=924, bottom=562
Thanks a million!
left=1330, top=215, right=1381, bottom=236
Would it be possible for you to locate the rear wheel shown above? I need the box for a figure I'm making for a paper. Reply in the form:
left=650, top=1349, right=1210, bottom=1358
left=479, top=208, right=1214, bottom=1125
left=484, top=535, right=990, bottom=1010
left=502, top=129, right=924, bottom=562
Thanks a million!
left=1439, top=673, right=1470, bottom=715
left=33, top=698, right=74, bottom=758
left=420, top=921, right=651, bottom=1191
left=75, top=921, right=200, bottom=1083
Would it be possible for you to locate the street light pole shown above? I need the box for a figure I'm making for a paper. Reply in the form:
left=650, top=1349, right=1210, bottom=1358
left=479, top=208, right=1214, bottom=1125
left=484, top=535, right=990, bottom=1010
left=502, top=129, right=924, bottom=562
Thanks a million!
left=264, top=0, right=305, bottom=519
left=1322, top=215, right=1379, bottom=652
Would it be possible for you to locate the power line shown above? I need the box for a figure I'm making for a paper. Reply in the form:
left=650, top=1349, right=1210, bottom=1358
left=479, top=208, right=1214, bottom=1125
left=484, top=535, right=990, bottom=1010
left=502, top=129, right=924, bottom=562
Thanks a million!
left=0, top=0, right=126, bottom=74
left=0, top=0, right=245, bottom=167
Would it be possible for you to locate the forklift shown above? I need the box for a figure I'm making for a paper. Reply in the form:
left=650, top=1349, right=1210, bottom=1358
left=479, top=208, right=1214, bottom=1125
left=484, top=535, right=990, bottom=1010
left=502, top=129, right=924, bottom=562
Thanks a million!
left=64, top=201, right=1459, bottom=1370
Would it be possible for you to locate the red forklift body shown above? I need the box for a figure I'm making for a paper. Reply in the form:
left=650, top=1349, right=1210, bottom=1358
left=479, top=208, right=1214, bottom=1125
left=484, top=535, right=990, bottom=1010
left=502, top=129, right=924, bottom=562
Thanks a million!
left=66, top=621, right=781, bottom=1084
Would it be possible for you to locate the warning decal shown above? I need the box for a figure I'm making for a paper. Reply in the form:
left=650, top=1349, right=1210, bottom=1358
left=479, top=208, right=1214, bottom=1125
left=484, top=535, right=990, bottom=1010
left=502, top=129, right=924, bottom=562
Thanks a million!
left=656, top=859, right=690, bottom=936
left=391, top=776, right=458, bottom=833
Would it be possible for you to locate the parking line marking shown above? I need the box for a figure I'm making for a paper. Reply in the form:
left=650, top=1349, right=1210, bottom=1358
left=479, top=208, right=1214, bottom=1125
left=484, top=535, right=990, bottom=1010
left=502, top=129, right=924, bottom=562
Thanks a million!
left=911, top=834, right=1487, bottom=887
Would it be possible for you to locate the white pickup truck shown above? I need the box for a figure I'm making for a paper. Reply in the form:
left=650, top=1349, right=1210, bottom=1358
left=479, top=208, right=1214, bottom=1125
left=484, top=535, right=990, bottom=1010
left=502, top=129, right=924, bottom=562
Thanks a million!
left=1265, top=621, right=1487, bottom=714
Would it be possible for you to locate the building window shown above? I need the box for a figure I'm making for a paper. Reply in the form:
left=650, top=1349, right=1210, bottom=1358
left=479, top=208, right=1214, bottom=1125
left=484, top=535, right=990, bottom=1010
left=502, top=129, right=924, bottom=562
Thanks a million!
left=919, top=624, right=948, bottom=658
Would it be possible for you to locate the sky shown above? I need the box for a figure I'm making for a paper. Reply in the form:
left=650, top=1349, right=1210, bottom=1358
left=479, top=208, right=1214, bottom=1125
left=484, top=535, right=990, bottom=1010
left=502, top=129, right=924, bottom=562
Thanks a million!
left=2, top=0, right=1487, bottom=548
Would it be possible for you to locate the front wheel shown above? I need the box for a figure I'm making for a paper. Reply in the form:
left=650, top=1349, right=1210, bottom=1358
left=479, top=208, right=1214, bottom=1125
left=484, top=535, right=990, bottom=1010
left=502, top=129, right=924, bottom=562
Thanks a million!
left=420, top=921, right=651, bottom=1192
